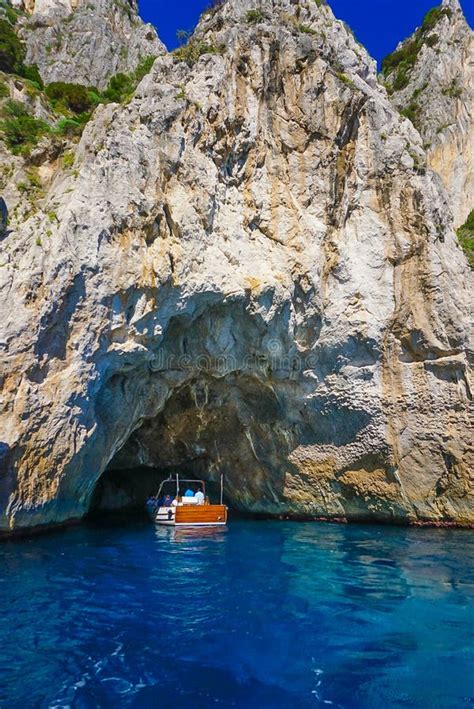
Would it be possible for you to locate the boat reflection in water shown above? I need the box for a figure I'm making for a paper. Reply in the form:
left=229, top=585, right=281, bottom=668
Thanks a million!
left=154, top=524, right=228, bottom=544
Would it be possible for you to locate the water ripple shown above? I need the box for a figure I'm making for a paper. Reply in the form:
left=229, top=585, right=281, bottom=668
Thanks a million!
left=0, top=520, right=473, bottom=707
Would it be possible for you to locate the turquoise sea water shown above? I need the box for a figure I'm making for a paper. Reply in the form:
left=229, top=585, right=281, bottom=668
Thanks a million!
left=0, top=519, right=473, bottom=708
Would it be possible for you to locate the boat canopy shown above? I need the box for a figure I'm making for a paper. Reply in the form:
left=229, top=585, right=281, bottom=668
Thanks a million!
left=154, top=474, right=224, bottom=504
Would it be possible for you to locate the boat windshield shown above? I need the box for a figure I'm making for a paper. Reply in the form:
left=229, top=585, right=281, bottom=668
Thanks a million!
left=154, top=477, right=206, bottom=501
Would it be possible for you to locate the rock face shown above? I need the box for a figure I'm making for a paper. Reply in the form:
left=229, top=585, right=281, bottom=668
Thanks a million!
left=383, top=0, right=473, bottom=229
left=16, top=0, right=166, bottom=89
left=0, top=0, right=473, bottom=534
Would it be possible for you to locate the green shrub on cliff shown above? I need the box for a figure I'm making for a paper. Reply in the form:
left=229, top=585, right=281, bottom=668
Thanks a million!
left=422, top=6, right=452, bottom=32
left=45, top=82, right=95, bottom=114
left=425, top=33, right=439, bottom=47
left=20, top=63, right=42, bottom=87
left=382, top=5, right=453, bottom=91
left=457, top=209, right=474, bottom=267
left=41, top=56, right=157, bottom=138
left=246, top=10, right=263, bottom=24
left=41, top=83, right=98, bottom=138
left=336, top=71, right=355, bottom=88
left=382, top=37, right=419, bottom=89
left=0, top=18, right=43, bottom=86
left=54, top=116, right=86, bottom=137
left=0, top=99, right=50, bottom=153
left=0, top=45, right=158, bottom=152
left=299, top=23, right=317, bottom=35
left=400, top=101, right=420, bottom=129
left=134, top=55, right=156, bottom=82
left=173, top=40, right=224, bottom=66
left=101, top=55, right=156, bottom=102
left=0, top=0, right=21, bottom=26
left=442, top=79, right=462, bottom=99
left=0, top=18, right=23, bottom=73
left=17, top=167, right=44, bottom=199
left=102, top=72, right=134, bottom=102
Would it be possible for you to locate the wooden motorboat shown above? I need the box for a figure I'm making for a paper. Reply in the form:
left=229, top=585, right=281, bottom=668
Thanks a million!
left=146, top=475, right=228, bottom=527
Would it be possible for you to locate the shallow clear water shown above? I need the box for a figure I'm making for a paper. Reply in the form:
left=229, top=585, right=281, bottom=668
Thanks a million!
left=0, top=519, right=473, bottom=708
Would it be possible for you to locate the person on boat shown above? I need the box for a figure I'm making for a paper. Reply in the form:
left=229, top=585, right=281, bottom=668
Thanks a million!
left=163, top=494, right=172, bottom=507
left=195, top=488, right=205, bottom=505
left=184, top=488, right=194, bottom=497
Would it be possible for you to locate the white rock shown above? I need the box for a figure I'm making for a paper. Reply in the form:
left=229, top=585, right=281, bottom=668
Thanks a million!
left=0, top=0, right=472, bottom=533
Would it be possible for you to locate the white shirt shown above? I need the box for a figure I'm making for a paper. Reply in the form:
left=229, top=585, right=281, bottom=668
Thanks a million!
left=195, top=490, right=205, bottom=505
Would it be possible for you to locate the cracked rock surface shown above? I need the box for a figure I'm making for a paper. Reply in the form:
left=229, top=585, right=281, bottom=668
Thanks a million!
left=14, top=0, right=166, bottom=89
left=0, top=0, right=473, bottom=533
left=384, top=0, right=473, bottom=228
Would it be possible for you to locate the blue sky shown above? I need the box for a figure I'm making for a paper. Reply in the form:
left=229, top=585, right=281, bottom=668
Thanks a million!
left=139, top=0, right=474, bottom=64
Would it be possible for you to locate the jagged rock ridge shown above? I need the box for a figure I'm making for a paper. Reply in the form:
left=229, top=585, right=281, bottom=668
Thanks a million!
left=11, top=0, right=166, bottom=89
left=0, top=0, right=472, bottom=534
left=383, top=0, right=473, bottom=229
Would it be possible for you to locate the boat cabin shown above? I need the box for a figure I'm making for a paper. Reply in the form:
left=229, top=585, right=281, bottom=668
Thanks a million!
left=147, top=475, right=228, bottom=527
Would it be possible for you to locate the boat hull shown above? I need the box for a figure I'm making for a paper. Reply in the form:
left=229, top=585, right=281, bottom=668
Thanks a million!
left=175, top=504, right=228, bottom=527
left=150, top=504, right=228, bottom=527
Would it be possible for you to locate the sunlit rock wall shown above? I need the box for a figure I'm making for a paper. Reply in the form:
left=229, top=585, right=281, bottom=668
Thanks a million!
left=0, top=0, right=472, bottom=533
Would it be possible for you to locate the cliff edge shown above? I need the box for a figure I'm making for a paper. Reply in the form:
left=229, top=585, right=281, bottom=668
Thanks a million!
left=383, top=0, right=473, bottom=231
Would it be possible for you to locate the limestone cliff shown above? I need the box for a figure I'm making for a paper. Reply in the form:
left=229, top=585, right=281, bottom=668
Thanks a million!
left=0, top=0, right=473, bottom=534
left=383, top=0, right=473, bottom=229
left=12, top=0, right=166, bottom=89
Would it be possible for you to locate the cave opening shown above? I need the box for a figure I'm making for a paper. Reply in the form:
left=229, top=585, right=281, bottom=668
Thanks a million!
left=86, top=366, right=295, bottom=522
left=84, top=299, right=309, bottom=523
left=88, top=462, right=227, bottom=519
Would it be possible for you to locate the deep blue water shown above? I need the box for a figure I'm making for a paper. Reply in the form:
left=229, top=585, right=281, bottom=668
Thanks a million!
left=0, top=519, right=473, bottom=708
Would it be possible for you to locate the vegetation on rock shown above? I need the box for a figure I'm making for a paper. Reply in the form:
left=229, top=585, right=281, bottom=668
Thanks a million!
left=299, top=23, right=317, bottom=35
left=0, top=0, right=22, bottom=26
left=0, top=99, right=50, bottom=153
left=101, top=55, right=157, bottom=102
left=246, top=10, right=263, bottom=24
left=0, top=18, right=22, bottom=73
left=45, top=82, right=95, bottom=114
left=0, top=0, right=472, bottom=537
left=0, top=17, right=42, bottom=86
left=442, top=79, right=463, bottom=99
left=382, top=5, right=453, bottom=91
left=457, top=209, right=474, bottom=267
left=336, top=71, right=355, bottom=88
left=54, top=116, right=88, bottom=137
left=400, top=101, right=420, bottom=129
left=422, top=6, right=452, bottom=33
left=0, top=54, right=157, bottom=154
left=173, top=40, right=224, bottom=65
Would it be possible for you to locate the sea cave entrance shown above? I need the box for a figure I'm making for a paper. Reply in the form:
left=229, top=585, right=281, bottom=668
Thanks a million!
left=89, top=463, right=224, bottom=517
left=87, top=370, right=292, bottom=520
left=85, top=297, right=306, bottom=521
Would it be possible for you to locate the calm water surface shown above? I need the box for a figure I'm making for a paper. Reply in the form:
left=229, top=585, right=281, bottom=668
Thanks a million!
left=0, top=519, right=473, bottom=708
